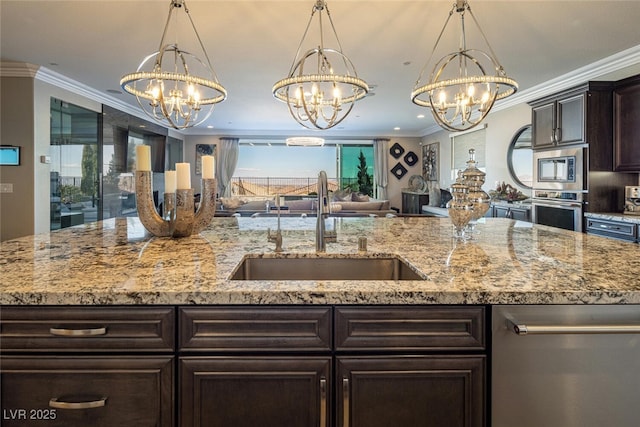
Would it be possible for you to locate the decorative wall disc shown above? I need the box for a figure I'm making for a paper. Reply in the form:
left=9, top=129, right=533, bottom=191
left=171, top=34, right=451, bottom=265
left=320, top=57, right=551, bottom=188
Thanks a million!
left=404, top=151, right=418, bottom=166
left=391, top=162, right=408, bottom=180
left=390, top=143, right=405, bottom=159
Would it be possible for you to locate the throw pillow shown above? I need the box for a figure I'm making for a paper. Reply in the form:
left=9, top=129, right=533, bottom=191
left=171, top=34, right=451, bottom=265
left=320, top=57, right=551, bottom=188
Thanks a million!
left=352, top=192, right=370, bottom=202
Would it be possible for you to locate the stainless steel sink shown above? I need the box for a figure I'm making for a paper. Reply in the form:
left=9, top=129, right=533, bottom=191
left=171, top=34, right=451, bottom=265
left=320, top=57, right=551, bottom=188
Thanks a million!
left=230, top=255, right=424, bottom=281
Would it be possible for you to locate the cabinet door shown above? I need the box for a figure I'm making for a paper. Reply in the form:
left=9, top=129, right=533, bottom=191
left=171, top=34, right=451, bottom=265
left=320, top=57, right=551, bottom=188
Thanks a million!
left=0, top=356, right=174, bottom=427
left=494, top=206, right=513, bottom=218
left=532, top=102, right=556, bottom=148
left=557, top=93, right=585, bottom=145
left=337, top=356, right=485, bottom=427
left=180, top=357, right=331, bottom=427
left=614, top=82, right=640, bottom=171
left=509, top=208, right=530, bottom=222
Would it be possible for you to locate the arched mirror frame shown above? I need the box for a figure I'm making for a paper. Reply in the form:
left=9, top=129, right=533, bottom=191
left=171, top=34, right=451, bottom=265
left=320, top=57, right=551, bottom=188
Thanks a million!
left=507, top=125, right=533, bottom=189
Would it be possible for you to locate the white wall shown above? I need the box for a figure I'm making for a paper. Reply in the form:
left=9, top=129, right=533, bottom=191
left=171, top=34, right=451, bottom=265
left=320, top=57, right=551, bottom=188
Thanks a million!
left=421, top=103, right=532, bottom=196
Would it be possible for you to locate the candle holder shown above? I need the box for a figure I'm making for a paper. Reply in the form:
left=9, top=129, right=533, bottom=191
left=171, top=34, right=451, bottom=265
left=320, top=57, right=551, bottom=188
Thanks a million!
left=135, top=171, right=216, bottom=238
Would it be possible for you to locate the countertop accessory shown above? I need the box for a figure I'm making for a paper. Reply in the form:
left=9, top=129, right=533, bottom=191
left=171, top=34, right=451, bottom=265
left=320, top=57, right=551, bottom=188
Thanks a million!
left=135, top=170, right=216, bottom=238
left=462, top=148, right=490, bottom=235
left=447, top=171, right=474, bottom=239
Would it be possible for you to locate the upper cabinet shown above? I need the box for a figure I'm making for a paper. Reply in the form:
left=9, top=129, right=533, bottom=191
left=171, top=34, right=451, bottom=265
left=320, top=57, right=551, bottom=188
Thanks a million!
left=613, top=75, right=640, bottom=172
left=529, top=82, right=614, bottom=171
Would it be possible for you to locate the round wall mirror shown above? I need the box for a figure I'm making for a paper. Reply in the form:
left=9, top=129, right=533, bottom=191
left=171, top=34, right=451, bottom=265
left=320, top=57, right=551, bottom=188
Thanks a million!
left=507, top=125, right=533, bottom=189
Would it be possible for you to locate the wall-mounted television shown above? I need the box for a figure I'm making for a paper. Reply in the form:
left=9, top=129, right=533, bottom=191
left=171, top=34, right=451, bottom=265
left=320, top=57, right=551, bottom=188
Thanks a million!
left=0, top=146, right=20, bottom=166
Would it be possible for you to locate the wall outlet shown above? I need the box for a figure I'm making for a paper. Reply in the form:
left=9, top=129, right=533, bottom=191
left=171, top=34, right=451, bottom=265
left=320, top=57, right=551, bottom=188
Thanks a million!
left=0, top=183, right=14, bottom=193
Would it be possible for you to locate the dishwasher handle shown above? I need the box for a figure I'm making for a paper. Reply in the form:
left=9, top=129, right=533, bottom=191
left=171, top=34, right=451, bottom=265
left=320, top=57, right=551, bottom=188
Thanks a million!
left=507, top=319, right=640, bottom=335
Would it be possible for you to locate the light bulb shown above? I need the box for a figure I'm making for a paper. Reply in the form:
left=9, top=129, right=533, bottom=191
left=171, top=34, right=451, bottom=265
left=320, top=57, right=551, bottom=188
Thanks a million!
left=467, top=84, right=475, bottom=98
left=438, top=90, right=447, bottom=105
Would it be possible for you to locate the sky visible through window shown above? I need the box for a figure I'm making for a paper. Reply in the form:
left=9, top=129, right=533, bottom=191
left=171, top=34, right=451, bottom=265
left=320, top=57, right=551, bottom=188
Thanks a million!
left=235, top=145, right=337, bottom=178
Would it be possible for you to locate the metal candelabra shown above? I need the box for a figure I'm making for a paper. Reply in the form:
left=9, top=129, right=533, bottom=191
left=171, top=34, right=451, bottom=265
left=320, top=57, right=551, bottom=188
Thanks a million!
left=135, top=171, right=216, bottom=238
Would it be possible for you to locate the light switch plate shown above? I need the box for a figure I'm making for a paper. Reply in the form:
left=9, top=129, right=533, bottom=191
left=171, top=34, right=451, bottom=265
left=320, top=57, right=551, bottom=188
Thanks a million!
left=0, top=183, right=14, bottom=193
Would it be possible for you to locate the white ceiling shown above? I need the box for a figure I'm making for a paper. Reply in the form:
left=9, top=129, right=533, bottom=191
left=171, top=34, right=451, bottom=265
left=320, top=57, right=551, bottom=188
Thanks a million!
left=2, top=0, right=640, bottom=138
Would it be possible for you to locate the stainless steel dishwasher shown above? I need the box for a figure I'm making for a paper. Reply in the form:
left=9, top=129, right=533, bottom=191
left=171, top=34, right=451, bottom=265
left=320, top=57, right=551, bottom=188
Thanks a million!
left=492, top=305, right=640, bottom=427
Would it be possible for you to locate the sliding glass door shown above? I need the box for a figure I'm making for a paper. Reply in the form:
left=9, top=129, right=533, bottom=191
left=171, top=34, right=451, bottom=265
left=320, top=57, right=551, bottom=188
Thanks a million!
left=49, top=98, right=100, bottom=230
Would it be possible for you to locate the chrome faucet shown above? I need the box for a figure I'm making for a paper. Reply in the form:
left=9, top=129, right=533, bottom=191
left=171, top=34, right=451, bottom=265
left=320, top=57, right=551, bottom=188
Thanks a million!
left=316, top=171, right=337, bottom=252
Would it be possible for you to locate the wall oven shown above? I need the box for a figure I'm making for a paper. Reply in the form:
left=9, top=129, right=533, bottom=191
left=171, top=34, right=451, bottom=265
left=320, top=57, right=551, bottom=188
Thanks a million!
left=532, top=146, right=587, bottom=231
left=532, top=191, right=584, bottom=232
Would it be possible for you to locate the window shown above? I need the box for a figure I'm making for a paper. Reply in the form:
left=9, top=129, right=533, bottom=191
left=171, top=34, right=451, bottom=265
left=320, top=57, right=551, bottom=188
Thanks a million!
left=232, top=140, right=373, bottom=197
left=451, top=125, right=486, bottom=180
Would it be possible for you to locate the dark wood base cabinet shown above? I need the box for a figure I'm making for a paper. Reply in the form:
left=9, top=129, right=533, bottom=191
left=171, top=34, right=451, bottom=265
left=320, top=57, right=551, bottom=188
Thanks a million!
left=337, top=356, right=485, bottom=427
left=180, top=357, right=331, bottom=427
left=1, top=356, right=173, bottom=427
left=1, top=305, right=487, bottom=427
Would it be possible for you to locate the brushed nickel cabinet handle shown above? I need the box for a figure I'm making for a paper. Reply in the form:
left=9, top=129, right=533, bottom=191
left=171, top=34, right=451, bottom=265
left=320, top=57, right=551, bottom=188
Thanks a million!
left=49, top=397, right=107, bottom=409
left=342, top=377, right=350, bottom=427
left=320, top=378, right=327, bottom=427
left=49, top=326, right=107, bottom=336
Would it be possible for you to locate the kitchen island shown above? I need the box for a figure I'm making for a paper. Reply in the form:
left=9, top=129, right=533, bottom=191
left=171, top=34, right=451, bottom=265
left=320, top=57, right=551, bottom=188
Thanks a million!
left=1, top=216, right=639, bottom=305
left=1, top=216, right=639, bottom=427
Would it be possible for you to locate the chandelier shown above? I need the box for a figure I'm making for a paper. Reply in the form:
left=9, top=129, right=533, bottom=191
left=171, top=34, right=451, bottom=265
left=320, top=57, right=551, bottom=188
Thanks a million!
left=285, top=137, right=325, bottom=146
left=411, top=0, right=518, bottom=132
left=273, top=0, right=369, bottom=131
left=120, top=0, right=227, bottom=130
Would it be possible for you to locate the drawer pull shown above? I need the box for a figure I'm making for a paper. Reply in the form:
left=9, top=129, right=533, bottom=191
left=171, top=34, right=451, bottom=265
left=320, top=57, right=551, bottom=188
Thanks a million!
left=49, top=326, right=107, bottom=337
left=342, top=377, right=350, bottom=427
left=320, top=378, right=327, bottom=427
left=49, top=397, right=107, bottom=410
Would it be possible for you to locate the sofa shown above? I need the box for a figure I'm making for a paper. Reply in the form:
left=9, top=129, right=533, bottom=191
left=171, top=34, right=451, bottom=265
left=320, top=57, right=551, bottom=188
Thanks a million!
left=218, top=194, right=395, bottom=217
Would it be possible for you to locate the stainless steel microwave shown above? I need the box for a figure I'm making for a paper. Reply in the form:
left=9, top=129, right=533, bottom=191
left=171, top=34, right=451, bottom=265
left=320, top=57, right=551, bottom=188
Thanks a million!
left=532, top=146, right=586, bottom=191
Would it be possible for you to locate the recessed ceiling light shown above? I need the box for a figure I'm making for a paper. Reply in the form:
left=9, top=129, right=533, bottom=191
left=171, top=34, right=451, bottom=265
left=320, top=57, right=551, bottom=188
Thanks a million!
left=207, top=125, right=214, bottom=129
left=106, top=89, right=122, bottom=95
left=394, top=127, right=400, bottom=131
left=417, top=114, right=425, bottom=119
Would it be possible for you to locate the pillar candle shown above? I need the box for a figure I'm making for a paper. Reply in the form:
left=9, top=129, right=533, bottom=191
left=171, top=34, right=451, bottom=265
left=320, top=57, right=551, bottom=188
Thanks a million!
left=165, top=170, right=177, bottom=193
left=136, top=145, right=151, bottom=171
left=202, top=155, right=215, bottom=179
left=176, top=163, right=191, bottom=189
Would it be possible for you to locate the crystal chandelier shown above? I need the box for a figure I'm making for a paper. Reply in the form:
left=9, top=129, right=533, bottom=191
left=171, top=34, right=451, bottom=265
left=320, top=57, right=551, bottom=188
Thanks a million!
left=120, top=0, right=227, bottom=130
left=273, top=0, right=369, bottom=130
left=411, top=0, right=518, bottom=132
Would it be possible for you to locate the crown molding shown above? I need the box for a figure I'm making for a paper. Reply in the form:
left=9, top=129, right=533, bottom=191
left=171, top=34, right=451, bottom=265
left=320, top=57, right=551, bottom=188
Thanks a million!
left=0, top=61, right=40, bottom=78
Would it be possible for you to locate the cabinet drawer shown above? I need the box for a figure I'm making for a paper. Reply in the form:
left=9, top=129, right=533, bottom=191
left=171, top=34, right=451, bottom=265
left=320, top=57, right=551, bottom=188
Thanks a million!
left=179, top=306, right=332, bottom=352
left=0, top=356, right=173, bottom=427
left=586, top=218, right=637, bottom=241
left=0, top=306, right=175, bottom=352
left=335, top=306, right=485, bottom=351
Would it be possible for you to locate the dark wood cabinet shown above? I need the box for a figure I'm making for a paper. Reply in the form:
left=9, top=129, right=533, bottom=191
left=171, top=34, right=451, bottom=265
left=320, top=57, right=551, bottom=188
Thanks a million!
left=530, top=82, right=614, bottom=171
left=179, top=305, right=487, bottom=427
left=1, top=356, right=174, bottom=427
left=337, top=356, right=485, bottom=427
left=180, top=357, right=331, bottom=427
left=614, top=75, right=640, bottom=172
left=334, top=306, right=486, bottom=427
left=0, top=307, right=176, bottom=427
left=532, top=92, right=585, bottom=148
left=2, top=305, right=487, bottom=427
left=178, top=306, right=333, bottom=427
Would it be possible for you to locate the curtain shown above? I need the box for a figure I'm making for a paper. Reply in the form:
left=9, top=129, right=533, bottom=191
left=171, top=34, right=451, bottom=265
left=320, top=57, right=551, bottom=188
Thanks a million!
left=373, top=139, right=389, bottom=200
left=216, top=137, right=239, bottom=197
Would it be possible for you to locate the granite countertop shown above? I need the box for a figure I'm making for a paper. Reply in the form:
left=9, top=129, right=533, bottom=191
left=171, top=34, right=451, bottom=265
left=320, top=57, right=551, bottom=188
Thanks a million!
left=1, top=216, right=639, bottom=306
